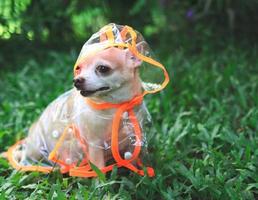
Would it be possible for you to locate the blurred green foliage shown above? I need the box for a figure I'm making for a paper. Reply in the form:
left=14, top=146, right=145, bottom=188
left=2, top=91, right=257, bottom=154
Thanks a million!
left=0, top=1, right=258, bottom=199
left=1, top=0, right=258, bottom=69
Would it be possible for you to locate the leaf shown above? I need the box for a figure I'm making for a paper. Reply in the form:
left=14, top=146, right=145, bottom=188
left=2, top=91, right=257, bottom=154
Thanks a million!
left=89, top=162, right=106, bottom=182
left=0, top=158, right=9, bottom=168
left=21, top=184, right=38, bottom=189
left=246, top=183, right=258, bottom=191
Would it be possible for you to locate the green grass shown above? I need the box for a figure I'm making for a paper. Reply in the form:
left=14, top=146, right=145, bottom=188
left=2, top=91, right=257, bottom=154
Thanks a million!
left=0, top=45, right=258, bottom=199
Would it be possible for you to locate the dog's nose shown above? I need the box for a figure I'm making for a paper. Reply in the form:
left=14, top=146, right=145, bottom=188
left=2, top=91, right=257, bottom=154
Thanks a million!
left=73, top=77, right=85, bottom=90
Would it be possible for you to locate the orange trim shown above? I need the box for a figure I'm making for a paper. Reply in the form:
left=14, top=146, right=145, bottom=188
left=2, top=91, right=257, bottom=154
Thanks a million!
left=120, top=26, right=128, bottom=41
left=69, top=164, right=115, bottom=177
left=105, top=25, right=114, bottom=42
left=125, top=26, right=169, bottom=95
left=7, top=140, right=53, bottom=173
left=48, top=125, right=70, bottom=161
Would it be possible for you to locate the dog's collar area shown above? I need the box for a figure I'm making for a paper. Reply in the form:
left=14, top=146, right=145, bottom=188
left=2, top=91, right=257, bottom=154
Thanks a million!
left=85, top=95, right=143, bottom=110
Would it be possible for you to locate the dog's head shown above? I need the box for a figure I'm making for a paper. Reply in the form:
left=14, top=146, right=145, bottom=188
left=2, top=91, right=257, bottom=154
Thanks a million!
left=73, top=47, right=142, bottom=101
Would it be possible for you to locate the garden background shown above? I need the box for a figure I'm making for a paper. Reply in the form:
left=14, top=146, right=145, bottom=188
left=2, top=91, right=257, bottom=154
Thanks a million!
left=0, top=0, right=258, bottom=199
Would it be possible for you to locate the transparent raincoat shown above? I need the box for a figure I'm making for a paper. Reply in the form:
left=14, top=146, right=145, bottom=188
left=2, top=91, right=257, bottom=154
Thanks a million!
left=6, top=23, right=169, bottom=177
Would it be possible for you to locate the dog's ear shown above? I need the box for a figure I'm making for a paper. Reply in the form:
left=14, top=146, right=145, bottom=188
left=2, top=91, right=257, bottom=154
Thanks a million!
left=124, top=42, right=145, bottom=68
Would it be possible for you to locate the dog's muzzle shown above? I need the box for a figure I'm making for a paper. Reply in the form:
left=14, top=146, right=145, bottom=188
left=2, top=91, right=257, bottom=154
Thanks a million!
left=73, top=77, right=110, bottom=97
left=79, top=87, right=110, bottom=97
left=73, top=77, right=85, bottom=90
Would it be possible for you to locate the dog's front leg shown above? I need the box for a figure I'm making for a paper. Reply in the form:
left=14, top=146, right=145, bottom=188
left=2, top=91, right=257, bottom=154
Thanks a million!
left=88, top=145, right=105, bottom=169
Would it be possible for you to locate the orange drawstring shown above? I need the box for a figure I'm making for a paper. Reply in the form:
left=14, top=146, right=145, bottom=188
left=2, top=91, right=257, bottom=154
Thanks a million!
left=68, top=95, right=154, bottom=177
left=88, top=95, right=154, bottom=176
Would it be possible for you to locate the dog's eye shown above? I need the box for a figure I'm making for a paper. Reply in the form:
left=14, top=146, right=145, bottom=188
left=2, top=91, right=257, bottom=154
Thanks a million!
left=96, top=65, right=111, bottom=74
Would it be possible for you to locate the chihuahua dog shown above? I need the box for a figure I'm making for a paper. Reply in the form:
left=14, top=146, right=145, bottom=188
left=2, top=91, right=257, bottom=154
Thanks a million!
left=15, top=46, right=150, bottom=169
